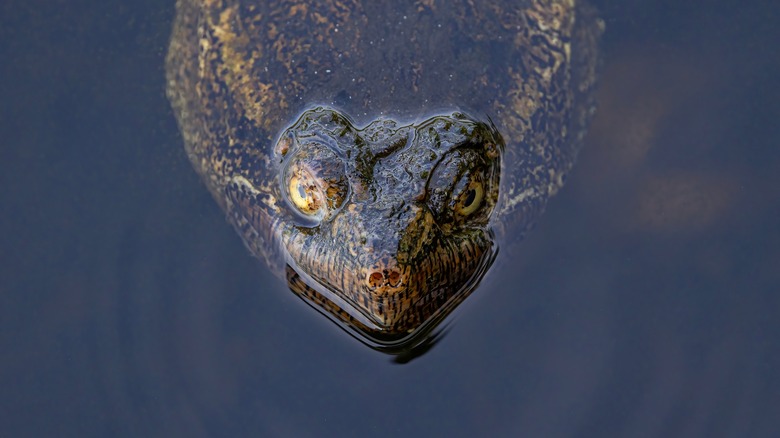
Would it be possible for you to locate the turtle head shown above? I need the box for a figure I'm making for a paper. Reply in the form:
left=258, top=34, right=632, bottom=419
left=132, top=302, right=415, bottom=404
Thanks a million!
left=267, top=107, right=503, bottom=348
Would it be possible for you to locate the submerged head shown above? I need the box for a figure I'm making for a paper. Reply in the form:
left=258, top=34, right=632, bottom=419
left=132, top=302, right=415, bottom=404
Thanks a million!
left=265, top=107, right=503, bottom=343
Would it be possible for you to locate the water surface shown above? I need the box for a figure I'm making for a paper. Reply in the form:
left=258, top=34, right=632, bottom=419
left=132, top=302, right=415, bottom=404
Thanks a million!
left=1, top=0, right=778, bottom=436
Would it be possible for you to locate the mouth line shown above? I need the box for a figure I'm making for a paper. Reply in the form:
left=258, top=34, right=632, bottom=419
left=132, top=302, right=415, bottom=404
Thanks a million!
left=283, top=238, right=498, bottom=354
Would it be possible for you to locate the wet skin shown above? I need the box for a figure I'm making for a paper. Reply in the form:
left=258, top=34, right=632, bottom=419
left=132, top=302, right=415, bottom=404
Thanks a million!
left=166, top=0, right=602, bottom=348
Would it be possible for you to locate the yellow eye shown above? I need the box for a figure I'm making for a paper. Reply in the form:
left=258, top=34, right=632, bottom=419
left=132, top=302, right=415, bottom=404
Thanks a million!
left=288, top=172, right=324, bottom=215
left=454, top=180, right=484, bottom=216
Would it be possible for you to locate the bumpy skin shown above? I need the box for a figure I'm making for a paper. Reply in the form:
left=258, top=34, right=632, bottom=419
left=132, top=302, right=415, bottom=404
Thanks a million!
left=166, top=0, right=602, bottom=342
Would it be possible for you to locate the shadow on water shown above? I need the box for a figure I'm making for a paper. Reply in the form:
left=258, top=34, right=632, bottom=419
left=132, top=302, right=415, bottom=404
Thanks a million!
left=1, top=0, right=779, bottom=436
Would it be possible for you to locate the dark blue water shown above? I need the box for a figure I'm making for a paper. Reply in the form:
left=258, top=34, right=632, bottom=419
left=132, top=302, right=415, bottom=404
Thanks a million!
left=2, top=0, right=778, bottom=436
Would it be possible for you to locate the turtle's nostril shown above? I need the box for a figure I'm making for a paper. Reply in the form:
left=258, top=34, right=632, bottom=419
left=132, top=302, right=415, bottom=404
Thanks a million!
left=368, top=271, right=384, bottom=288
left=366, top=269, right=404, bottom=289
left=387, top=270, right=402, bottom=287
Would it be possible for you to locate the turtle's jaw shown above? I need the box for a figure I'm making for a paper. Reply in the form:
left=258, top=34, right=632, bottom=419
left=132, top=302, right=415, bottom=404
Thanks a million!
left=282, top=222, right=497, bottom=345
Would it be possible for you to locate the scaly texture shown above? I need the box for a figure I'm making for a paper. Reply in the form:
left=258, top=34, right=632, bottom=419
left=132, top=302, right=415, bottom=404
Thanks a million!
left=166, top=0, right=602, bottom=342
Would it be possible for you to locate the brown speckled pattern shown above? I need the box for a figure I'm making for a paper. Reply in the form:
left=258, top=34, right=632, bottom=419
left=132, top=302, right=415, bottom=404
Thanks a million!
left=166, top=0, right=602, bottom=341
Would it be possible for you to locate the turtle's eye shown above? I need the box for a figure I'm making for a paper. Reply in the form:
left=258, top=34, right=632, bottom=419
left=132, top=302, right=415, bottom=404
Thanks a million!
left=425, top=147, right=495, bottom=226
left=288, top=170, right=325, bottom=216
left=282, top=143, right=348, bottom=222
left=453, top=178, right=484, bottom=216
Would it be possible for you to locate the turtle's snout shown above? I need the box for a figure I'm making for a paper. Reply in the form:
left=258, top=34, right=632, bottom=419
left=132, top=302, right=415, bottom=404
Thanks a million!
left=361, top=256, right=415, bottom=326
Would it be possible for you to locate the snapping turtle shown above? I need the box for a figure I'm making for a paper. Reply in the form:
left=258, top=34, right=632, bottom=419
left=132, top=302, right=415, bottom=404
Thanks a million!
left=166, top=0, right=602, bottom=350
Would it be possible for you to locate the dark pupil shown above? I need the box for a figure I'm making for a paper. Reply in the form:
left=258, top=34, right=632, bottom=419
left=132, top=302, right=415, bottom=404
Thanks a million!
left=297, top=184, right=307, bottom=200
left=463, top=188, right=476, bottom=207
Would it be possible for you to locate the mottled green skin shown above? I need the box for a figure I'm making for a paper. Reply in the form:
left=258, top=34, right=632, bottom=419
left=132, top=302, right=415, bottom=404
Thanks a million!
left=166, top=0, right=602, bottom=342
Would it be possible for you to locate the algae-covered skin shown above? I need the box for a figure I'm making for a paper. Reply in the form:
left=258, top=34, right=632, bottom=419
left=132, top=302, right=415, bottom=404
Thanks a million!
left=165, top=0, right=602, bottom=348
